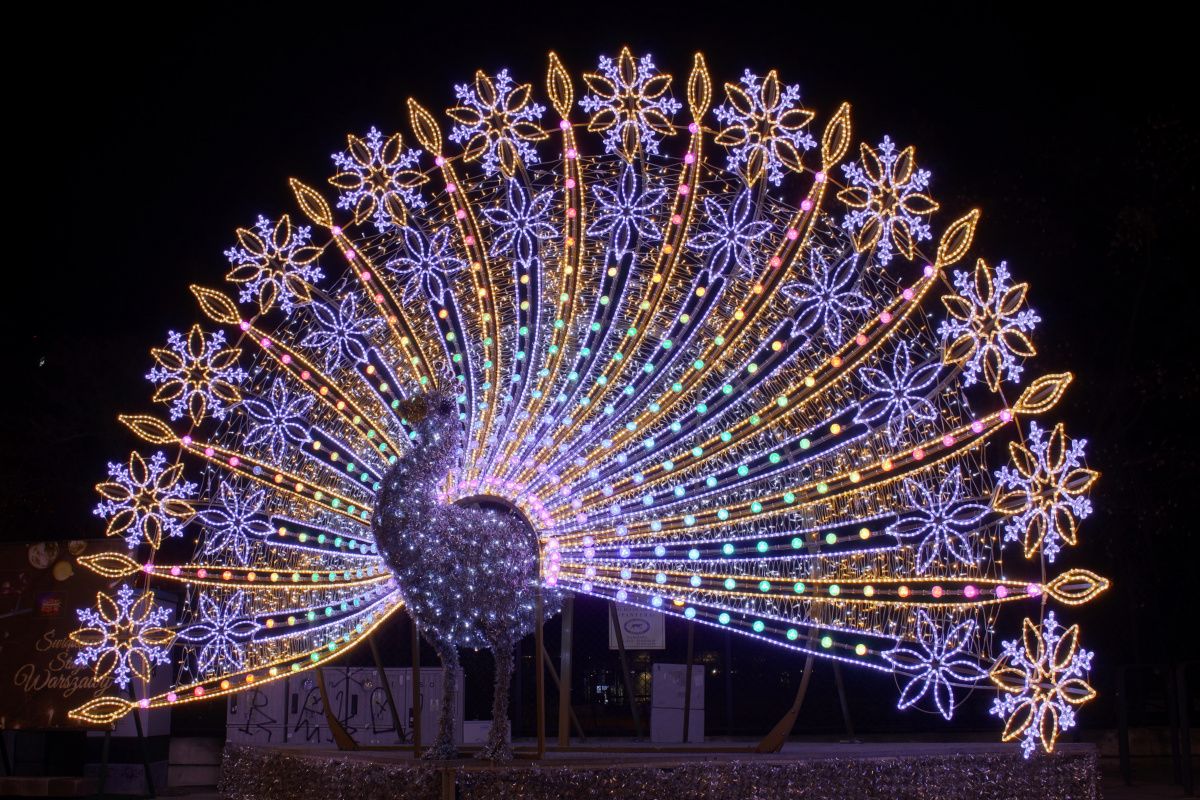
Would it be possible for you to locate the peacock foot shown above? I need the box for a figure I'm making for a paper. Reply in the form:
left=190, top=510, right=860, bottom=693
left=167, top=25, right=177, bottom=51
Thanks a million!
left=473, top=739, right=513, bottom=762
left=421, top=743, right=460, bottom=761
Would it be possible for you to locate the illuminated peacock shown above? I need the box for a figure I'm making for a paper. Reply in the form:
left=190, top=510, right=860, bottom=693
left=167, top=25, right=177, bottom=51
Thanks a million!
left=69, top=49, right=1108, bottom=760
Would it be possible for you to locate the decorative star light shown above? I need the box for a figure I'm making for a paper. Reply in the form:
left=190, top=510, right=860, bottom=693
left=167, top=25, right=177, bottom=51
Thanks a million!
left=329, top=128, right=427, bottom=232
left=838, top=137, right=938, bottom=264
left=990, top=612, right=1096, bottom=757
left=580, top=49, right=682, bottom=156
left=196, top=482, right=274, bottom=565
left=146, top=325, right=246, bottom=424
left=713, top=69, right=816, bottom=187
left=587, top=164, right=665, bottom=258
left=482, top=180, right=557, bottom=266
left=298, top=294, right=382, bottom=371
left=780, top=250, right=871, bottom=344
left=853, top=341, right=941, bottom=446
left=939, top=260, right=1041, bottom=392
left=177, top=590, right=262, bottom=677
left=94, top=451, right=196, bottom=550
left=688, top=188, right=772, bottom=275
left=448, top=70, right=547, bottom=177
left=242, top=378, right=314, bottom=462
left=224, top=215, right=325, bottom=314
left=886, top=467, right=990, bottom=574
left=386, top=226, right=468, bottom=302
left=882, top=610, right=988, bottom=720
left=71, top=584, right=175, bottom=690
left=995, top=422, right=1097, bottom=561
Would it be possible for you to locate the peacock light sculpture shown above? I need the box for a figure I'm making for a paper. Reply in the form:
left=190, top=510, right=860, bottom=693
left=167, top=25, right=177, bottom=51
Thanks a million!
left=70, top=49, right=1107, bottom=761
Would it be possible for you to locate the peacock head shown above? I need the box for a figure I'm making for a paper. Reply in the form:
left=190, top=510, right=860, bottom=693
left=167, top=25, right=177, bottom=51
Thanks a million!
left=397, top=390, right=462, bottom=455
left=395, top=390, right=456, bottom=422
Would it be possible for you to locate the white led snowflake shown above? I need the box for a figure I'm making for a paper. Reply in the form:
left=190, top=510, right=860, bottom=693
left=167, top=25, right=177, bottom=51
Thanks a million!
left=580, top=49, right=682, bottom=156
left=298, top=294, right=383, bottom=371
left=995, top=422, right=1097, bottom=562
left=94, top=451, right=197, bottom=550
left=838, top=136, right=938, bottom=264
left=482, top=180, right=556, bottom=266
left=224, top=215, right=324, bottom=314
left=854, top=341, right=941, bottom=447
left=780, top=250, right=871, bottom=344
left=990, top=612, right=1096, bottom=757
left=196, top=481, right=274, bottom=565
left=939, top=260, right=1040, bottom=392
left=885, top=467, right=989, bottom=574
left=72, top=584, right=174, bottom=690
left=386, top=226, right=468, bottom=302
left=714, top=70, right=816, bottom=186
left=330, top=127, right=427, bottom=232
left=587, top=164, right=665, bottom=258
left=177, top=590, right=262, bottom=677
left=882, top=610, right=988, bottom=720
left=688, top=188, right=772, bottom=275
left=448, top=70, right=547, bottom=177
left=242, top=378, right=314, bottom=462
left=146, top=324, right=247, bottom=424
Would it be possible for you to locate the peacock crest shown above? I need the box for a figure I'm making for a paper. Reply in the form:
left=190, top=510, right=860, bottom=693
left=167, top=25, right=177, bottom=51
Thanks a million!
left=69, top=49, right=1105, bottom=761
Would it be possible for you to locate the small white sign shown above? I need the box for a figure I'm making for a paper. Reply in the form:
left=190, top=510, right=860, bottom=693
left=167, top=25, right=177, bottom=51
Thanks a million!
left=608, top=602, right=665, bottom=650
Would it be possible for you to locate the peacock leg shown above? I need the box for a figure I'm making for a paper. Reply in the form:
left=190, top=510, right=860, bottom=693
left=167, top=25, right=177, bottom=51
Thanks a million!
left=475, top=633, right=514, bottom=761
left=421, top=630, right=461, bottom=760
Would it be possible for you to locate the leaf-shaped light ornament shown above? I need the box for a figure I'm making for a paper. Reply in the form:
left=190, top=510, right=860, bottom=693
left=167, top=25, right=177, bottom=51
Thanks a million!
left=78, top=551, right=143, bottom=578
left=1044, top=569, right=1111, bottom=606
left=69, top=696, right=137, bottom=725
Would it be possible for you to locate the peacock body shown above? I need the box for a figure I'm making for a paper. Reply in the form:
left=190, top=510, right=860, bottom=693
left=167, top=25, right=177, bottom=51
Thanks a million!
left=70, top=50, right=1106, bottom=761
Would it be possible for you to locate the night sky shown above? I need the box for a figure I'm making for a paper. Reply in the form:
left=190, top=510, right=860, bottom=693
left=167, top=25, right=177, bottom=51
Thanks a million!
left=5, top=3, right=1196, bottom=733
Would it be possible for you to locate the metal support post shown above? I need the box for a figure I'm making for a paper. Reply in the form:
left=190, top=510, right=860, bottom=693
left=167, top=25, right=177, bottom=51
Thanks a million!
left=369, top=634, right=406, bottom=743
left=513, top=637, right=523, bottom=739
left=1179, top=663, right=1193, bottom=797
left=1115, top=665, right=1131, bottom=786
left=127, top=684, right=156, bottom=798
left=558, top=594, right=574, bottom=746
left=535, top=582, right=545, bottom=758
left=315, top=666, right=358, bottom=750
left=725, top=630, right=734, bottom=736
left=832, top=662, right=856, bottom=740
left=609, top=600, right=643, bottom=739
left=682, top=619, right=696, bottom=743
left=98, top=729, right=111, bottom=799
left=412, top=616, right=422, bottom=757
left=756, top=652, right=815, bottom=753
left=541, top=646, right=588, bottom=741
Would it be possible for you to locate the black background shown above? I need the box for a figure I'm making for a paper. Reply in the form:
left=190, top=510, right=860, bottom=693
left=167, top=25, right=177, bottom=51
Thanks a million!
left=4, top=1, right=1196, bottom=736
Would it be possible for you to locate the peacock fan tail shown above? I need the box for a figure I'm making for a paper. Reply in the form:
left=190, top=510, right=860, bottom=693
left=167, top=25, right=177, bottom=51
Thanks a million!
left=70, top=49, right=1106, bottom=758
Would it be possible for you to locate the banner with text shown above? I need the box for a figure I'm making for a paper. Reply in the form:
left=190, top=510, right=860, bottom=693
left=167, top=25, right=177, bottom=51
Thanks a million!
left=0, top=540, right=147, bottom=729
left=608, top=602, right=665, bottom=650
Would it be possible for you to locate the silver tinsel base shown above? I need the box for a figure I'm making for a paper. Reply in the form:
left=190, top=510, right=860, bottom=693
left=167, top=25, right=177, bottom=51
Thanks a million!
left=220, top=742, right=1099, bottom=799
